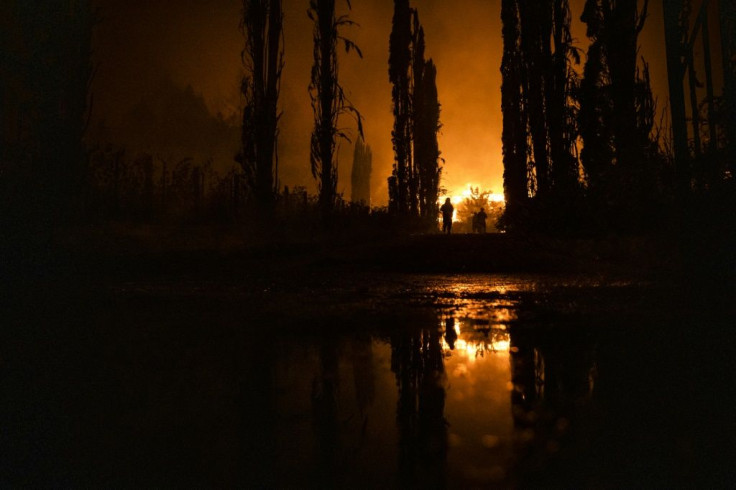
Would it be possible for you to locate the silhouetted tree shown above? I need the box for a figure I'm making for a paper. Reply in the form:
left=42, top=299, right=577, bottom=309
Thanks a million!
left=389, top=0, right=413, bottom=215
left=580, top=0, right=661, bottom=228
left=548, top=0, right=581, bottom=197
left=391, top=327, right=447, bottom=488
left=388, top=175, right=399, bottom=214
left=411, top=12, right=442, bottom=222
left=414, top=59, right=442, bottom=221
left=388, top=5, right=442, bottom=221
left=579, top=0, right=614, bottom=200
left=518, top=1, right=553, bottom=196
left=607, top=1, right=647, bottom=181
left=350, top=136, right=372, bottom=205
left=240, top=0, right=283, bottom=210
left=501, top=0, right=529, bottom=226
left=501, top=0, right=580, bottom=230
left=308, top=0, right=363, bottom=219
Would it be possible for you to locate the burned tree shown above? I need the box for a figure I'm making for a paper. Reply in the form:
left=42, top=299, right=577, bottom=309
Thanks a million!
left=308, top=0, right=362, bottom=218
left=350, top=136, right=372, bottom=205
left=240, top=0, right=283, bottom=210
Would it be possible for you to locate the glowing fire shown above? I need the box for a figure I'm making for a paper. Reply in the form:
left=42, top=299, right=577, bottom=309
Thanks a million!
left=441, top=184, right=505, bottom=222
left=441, top=319, right=511, bottom=363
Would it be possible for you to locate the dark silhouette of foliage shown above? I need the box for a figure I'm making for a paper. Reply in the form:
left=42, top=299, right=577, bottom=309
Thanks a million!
left=412, top=13, right=443, bottom=222
left=308, top=0, right=363, bottom=220
left=579, top=0, right=614, bottom=201
left=518, top=1, right=553, bottom=196
left=548, top=0, right=581, bottom=197
left=501, top=0, right=528, bottom=227
left=414, top=59, right=442, bottom=221
left=580, top=0, right=666, bottom=230
left=389, top=0, right=413, bottom=215
left=388, top=4, right=442, bottom=222
left=387, top=175, right=399, bottom=214
left=351, top=136, right=372, bottom=205
left=239, top=0, right=284, bottom=210
left=391, top=327, right=447, bottom=488
left=500, top=0, right=581, bottom=231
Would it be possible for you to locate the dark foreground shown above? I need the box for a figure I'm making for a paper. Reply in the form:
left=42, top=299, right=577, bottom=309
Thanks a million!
left=2, top=231, right=734, bottom=487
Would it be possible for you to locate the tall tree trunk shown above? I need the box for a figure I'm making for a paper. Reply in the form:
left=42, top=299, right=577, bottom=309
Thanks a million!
left=581, top=0, right=654, bottom=228
left=501, top=0, right=528, bottom=226
left=519, top=1, right=553, bottom=196
left=318, top=0, right=337, bottom=216
left=309, top=0, right=362, bottom=220
left=241, top=0, right=283, bottom=211
left=415, top=59, right=441, bottom=221
left=411, top=11, right=442, bottom=221
left=580, top=0, right=616, bottom=201
left=548, top=0, right=579, bottom=196
left=607, top=0, right=639, bottom=178
left=389, top=0, right=413, bottom=215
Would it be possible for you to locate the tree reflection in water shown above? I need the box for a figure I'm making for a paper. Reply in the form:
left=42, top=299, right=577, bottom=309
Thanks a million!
left=312, top=336, right=340, bottom=487
left=391, top=325, right=448, bottom=489
left=387, top=306, right=598, bottom=488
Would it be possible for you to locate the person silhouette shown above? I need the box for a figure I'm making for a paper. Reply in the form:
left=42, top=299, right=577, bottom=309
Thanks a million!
left=476, top=207, right=487, bottom=233
left=440, top=198, right=454, bottom=234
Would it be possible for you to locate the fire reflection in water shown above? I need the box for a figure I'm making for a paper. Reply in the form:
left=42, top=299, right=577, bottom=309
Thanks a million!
left=296, top=299, right=598, bottom=488
left=389, top=305, right=598, bottom=487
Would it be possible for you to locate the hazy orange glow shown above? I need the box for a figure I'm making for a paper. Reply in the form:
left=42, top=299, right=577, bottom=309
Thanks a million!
left=92, top=0, right=670, bottom=206
left=442, top=184, right=505, bottom=221
left=442, top=317, right=511, bottom=363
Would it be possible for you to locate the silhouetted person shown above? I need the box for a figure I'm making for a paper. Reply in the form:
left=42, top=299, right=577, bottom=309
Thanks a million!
left=444, top=317, right=458, bottom=350
left=474, top=208, right=487, bottom=233
left=440, top=198, right=454, bottom=234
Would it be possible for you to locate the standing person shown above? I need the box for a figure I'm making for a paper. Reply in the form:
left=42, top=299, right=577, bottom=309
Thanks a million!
left=440, top=198, right=454, bottom=234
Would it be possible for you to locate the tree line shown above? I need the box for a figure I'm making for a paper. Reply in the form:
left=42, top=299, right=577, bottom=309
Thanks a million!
left=240, top=0, right=442, bottom=225
left=387, top=1, right=443, bottom=223
left=502, top=0, right=666, bottom=234
left=3, top=1, right=732, bottom=240
left=501, top=0, right=734, bottom=235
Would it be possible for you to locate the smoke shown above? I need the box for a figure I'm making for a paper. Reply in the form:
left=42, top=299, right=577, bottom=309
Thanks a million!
left=92, top=0, right=669, bottom=205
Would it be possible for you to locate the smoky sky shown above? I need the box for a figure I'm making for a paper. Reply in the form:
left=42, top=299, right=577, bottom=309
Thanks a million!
left=92, top=0, right=669, bottom=205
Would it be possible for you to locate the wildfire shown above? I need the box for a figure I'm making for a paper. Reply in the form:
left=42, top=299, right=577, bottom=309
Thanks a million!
left=440, top=319, right=511, bottom=363
left=442, top=184, right=505, bottom=222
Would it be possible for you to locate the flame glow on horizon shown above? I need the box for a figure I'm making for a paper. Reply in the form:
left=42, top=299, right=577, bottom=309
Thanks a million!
left=441, top=184, right=505, bottom=222
left=441, top=318, right=511, bottom=363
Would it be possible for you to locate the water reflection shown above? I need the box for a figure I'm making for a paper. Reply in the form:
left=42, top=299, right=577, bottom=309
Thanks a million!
left=243, top=303, right=599, bottom=488
left=391, top=325, right=448, bottom=488
left=12, top=274, right=731, bottom=487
